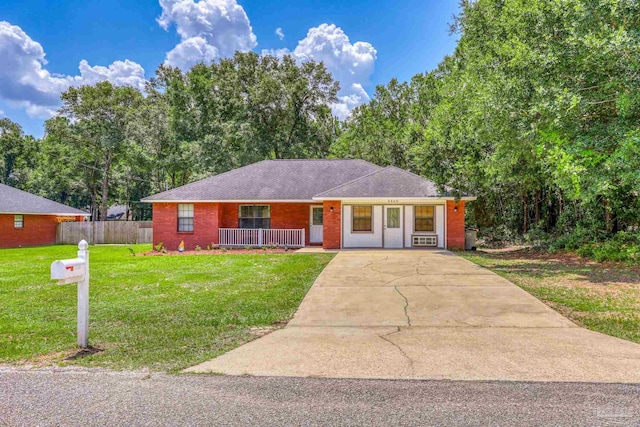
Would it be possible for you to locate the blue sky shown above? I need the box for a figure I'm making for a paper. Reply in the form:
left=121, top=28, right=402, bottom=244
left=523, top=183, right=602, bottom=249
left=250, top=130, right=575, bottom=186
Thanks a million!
left=0, top=0, right=460, bottom=137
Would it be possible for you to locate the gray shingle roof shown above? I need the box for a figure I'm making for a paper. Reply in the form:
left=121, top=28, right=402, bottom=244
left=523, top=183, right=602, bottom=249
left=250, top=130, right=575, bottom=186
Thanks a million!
left=0, top=184, right=89, bottom=215
left=142, top=160, right=383, bottom=201
left=313, top=166, right=450, bottom=198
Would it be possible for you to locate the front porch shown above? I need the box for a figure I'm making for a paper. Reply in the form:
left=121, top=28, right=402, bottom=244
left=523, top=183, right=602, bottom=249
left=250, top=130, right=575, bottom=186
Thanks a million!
left=219, top=228, right=306, bottom=248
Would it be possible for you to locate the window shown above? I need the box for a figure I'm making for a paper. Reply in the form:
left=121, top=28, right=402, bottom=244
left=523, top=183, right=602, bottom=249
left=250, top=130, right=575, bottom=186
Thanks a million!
left=312, top=207, right=323, bottom=226
left=387, top=208, right=400, bottom=228
left=14, top=215, right=24, bottom=229
left=239, top=205, right=270, bottom=229
left=352, top=206, right=372, bottom=232
left=177, top=204, right=194, bottom=232
left=415, top=206, right=435, bottom=232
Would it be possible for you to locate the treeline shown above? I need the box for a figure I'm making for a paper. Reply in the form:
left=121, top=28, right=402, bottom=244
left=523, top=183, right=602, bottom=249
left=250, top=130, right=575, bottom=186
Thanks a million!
left=0, top=52, right=340, bottom=220
left=2, top=0, right=639, bottom=255
left=334, top=0, right=640, bottom=252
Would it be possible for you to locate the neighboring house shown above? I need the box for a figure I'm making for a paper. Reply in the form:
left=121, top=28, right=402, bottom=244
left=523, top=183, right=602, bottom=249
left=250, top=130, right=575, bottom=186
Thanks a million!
left=107, top=205, right=127, bottom=221
left=0, top=184, right=89, bottom=248
left=141, top=160, right=476, bottom=250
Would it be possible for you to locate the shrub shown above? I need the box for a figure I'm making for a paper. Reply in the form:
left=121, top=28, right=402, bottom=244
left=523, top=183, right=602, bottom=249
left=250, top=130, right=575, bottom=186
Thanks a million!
left=195, top=245, right=202, bottom=252
left=154, top=242, right=164, bottom=252
left=523, top=224, right=551, bottom=249
left=568, top=231, right=640, bottom=263
left=548, top=227, right=607, bottom=252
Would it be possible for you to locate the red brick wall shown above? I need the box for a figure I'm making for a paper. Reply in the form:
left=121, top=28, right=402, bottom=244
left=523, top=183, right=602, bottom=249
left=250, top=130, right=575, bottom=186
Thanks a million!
left=0, top=214, right=59, bottom=248
left=446, top=200, right=466, bottom=250
left=152, top=202, right=219, bottom=250
left=322, top=201, right=341, bottom=249
left=153, top=202, right=314, bottom=248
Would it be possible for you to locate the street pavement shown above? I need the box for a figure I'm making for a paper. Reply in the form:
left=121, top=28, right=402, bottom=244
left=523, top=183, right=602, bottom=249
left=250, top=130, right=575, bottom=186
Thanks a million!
left=1, top=368, right=639, bottom=426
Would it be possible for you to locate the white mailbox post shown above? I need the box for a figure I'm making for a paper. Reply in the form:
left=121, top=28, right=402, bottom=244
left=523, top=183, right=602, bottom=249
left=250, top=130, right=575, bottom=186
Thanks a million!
left=51, top=240, right=90, bottom=348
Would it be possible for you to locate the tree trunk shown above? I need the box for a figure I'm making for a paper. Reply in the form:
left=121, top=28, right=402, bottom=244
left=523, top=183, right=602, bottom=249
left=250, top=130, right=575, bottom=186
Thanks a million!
left=604, top=198, right=612, bottom=233
left=100, top=156, right=111, bottom=221
left=534, top=189, right=541, bottom=225
left=523, top=193, right=529, bottom=234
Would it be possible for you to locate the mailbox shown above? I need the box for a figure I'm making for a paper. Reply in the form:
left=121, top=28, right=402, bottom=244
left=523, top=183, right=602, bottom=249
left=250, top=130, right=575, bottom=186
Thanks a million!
left=51, top=258, right=86, bottom=284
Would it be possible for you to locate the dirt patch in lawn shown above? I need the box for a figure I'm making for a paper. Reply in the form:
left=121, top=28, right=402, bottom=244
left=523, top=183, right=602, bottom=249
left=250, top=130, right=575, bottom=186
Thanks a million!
left=142, top=248, right=293, bottom=256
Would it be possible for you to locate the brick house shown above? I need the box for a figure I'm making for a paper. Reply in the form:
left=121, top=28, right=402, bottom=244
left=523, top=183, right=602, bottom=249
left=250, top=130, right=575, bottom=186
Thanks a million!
left=0, top=183, right=89, bottom=248
left=142, top=160, right=476, bottom=250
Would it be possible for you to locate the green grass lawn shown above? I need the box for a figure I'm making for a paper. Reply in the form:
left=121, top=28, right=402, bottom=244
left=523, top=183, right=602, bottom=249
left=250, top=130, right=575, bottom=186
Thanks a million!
left=461, top=249, right=640, bottom=344
left=0, top=245, right=334, bottom=371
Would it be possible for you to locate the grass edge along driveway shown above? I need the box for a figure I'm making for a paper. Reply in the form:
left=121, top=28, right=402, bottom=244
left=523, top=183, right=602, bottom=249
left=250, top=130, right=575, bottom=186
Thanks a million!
left=0, top=245, right=334, bottom=372
left=460, top=249, right=640, bottom=344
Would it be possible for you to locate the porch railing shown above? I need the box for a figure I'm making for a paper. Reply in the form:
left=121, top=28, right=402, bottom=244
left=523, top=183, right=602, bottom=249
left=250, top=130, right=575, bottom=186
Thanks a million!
left=219, top=228, right=305, bottom=248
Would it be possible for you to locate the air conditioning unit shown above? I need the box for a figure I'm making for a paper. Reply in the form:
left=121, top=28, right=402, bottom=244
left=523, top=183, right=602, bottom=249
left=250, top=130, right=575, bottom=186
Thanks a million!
left=412, top=235, right=437, bottom=247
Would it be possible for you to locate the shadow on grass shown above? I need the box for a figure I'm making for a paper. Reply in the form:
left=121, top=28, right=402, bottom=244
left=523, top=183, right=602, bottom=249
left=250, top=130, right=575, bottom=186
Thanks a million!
left=469, top=249, right=640, bottom=286
left=65, top=346, right=105, bottom=361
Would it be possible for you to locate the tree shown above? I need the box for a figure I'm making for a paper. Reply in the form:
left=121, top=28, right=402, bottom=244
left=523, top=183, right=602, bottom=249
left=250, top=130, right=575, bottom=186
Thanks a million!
left=154, top=52, right=340, bottom=176
left=0, top=118, right=36, bottom=187
left=55, top=81, right=143, bottom=220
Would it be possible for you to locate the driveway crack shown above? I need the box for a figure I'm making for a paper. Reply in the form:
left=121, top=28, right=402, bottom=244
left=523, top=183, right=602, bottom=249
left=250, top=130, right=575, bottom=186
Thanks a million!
left=394, top=286, right=411, bottom=326
left=379, top=327, right=414, bottom=373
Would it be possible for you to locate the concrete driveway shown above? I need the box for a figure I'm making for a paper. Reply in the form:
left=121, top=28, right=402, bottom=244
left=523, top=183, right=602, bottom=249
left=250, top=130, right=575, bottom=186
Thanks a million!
left=187, top=250, right=640, bottom=382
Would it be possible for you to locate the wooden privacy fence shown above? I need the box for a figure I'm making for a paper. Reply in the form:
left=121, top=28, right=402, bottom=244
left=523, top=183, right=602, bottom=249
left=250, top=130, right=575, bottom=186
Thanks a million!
left=57, top=221, right=153, bottom=245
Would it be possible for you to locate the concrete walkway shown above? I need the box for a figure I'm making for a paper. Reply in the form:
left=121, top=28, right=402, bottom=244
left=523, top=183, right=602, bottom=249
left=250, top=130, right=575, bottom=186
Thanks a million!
left=186, top=250, right=640, bottom=382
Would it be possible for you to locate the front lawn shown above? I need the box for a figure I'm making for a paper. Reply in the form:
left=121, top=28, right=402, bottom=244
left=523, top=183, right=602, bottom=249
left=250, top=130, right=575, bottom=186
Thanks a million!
left=0, top=245, right=334, bottom=371
left=461, top=249, right=640, bottom=344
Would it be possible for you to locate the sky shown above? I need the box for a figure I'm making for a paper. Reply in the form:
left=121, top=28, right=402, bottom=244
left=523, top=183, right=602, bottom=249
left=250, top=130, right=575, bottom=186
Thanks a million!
left=0, top=0, right=460, bottom=137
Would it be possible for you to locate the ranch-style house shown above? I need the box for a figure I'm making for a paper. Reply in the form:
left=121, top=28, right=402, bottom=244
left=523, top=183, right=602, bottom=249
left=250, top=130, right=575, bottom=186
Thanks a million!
left=142, top=159, right=476, bottom=250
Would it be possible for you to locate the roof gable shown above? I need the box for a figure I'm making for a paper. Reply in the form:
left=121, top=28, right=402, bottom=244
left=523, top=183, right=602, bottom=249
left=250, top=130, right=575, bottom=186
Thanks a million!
left=0, top=184, right=89, bottom=215
left=142, top=160, right=383, bottom=202
left=313, top=166, right=449, bottom=199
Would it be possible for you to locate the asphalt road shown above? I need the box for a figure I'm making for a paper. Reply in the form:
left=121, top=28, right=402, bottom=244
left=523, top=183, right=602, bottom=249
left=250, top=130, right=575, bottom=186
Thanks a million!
left=1, top=368, right=639, bottom=426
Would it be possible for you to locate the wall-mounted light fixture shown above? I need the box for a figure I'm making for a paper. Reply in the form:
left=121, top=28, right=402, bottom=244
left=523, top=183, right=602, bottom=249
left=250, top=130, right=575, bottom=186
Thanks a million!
left=330, top=206, right=334, bottom=213
left=454, top=204, right=458, bottom=213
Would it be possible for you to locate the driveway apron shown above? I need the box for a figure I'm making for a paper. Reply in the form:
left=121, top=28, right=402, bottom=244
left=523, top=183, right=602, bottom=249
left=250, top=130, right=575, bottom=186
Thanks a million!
left=186, top=250, right=640, bottom=382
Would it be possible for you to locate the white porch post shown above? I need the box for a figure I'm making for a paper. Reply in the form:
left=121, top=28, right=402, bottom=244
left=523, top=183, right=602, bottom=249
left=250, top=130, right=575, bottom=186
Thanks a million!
left=258, top=229, right=263, bottom=247
left=301, top=228, right=305, bottom=247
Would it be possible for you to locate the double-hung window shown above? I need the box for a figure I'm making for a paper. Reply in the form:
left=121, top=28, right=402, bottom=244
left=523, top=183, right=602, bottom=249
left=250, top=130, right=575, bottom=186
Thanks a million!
left=14, top=215, right=24, bottom=229
left=352, top=206, right=373, bottom=232
left=239, top=205, right=270, bottom=229
left=414, top=206, right=435, bottom=232
left=177, top=204, right=194, bottom=232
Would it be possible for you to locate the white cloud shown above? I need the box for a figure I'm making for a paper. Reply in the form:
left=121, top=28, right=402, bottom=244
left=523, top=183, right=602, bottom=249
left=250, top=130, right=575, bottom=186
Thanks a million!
left=0, top=21, right=146, bottom=118
left=275, top=27, right=284, bottom=40
left=158, top=0, right=257, bottom=69
left=333, top=83, right=370, bottom=119
left=262, top=24, right=377, bottom=119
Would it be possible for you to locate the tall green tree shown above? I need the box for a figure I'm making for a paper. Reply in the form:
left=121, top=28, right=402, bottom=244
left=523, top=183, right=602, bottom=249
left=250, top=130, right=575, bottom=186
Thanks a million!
left=0, top=118, right=36, bottom=187
left=48, top=82, right=143, bottom=219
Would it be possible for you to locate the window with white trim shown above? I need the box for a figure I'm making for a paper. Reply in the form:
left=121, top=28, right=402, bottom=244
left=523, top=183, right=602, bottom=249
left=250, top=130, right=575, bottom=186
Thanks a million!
left=177, top=204, right=194, bottom=232
left=14, top=215, right=24, bottom=229
left=352, top=206, right=373, bottom=232
left=414, top=206, right=435, bottom=232
left=239, top=205, right=270, bottom=229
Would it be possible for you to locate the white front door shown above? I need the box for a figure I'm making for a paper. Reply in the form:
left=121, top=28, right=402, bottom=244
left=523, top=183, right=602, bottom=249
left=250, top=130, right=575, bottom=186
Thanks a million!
left=310, top=206, right=323, bottom=243
left=384, top=206, right=403, bottom=248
